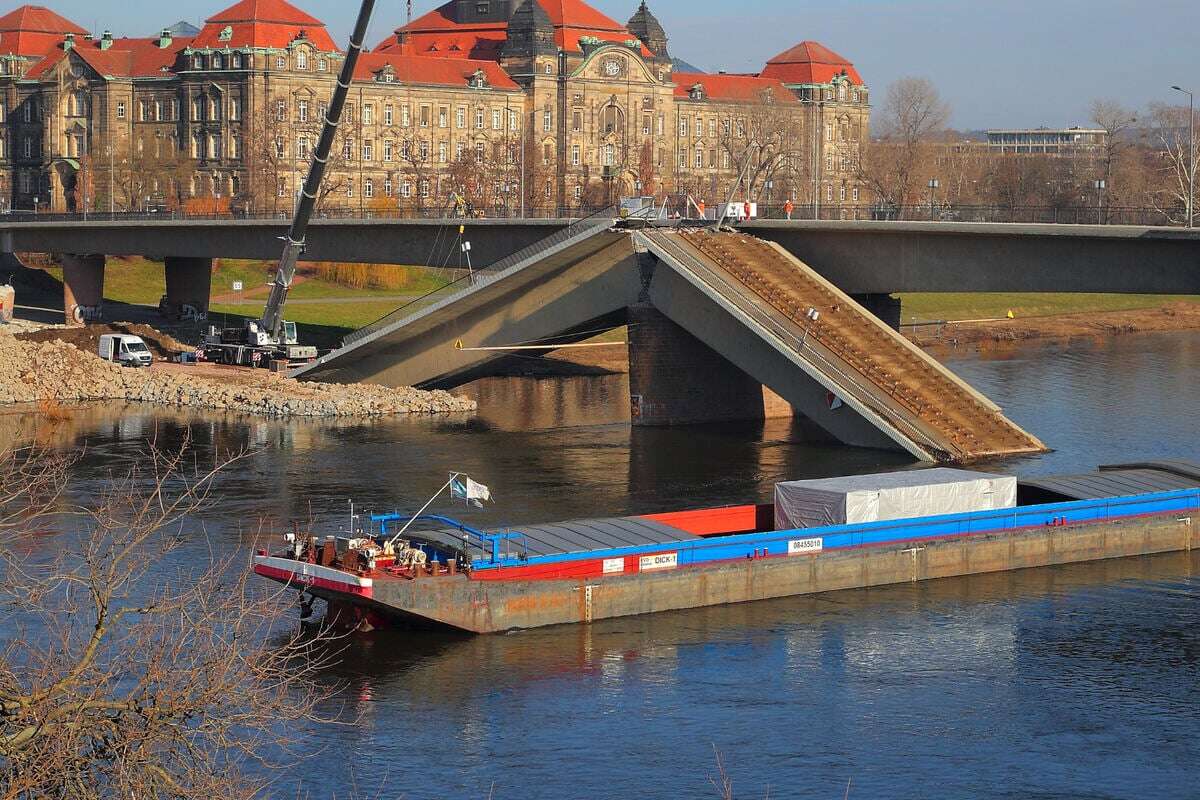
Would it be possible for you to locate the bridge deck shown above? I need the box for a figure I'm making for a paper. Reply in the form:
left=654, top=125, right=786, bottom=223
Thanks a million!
left=645, top=229, right=1045, bottom=462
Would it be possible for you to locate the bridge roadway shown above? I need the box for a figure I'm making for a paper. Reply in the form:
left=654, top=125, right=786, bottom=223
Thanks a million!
left=2, top=217, right=1198, bottom=295
left=298, top=223, right=1046, bottom=462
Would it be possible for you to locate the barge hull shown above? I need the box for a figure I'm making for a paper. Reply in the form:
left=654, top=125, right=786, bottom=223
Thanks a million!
left=359, top=511, right=1197, bottom=633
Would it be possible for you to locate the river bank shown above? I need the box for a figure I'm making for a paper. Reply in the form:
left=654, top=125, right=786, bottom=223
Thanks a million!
left=0, top=326, right=475, bottom=417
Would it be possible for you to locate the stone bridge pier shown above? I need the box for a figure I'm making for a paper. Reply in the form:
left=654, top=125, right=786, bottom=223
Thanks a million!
left=57, top=253, right=213, bottom=325
left=162, top=256, right=214, bottom=319
left=61, top=254, right=105, bottom=325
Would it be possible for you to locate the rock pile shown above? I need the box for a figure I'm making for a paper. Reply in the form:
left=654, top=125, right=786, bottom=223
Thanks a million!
left=0, top=333, right=475, bottom=417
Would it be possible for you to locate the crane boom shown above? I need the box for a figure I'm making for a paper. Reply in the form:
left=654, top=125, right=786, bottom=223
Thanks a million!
left=259, top=0, right=379, bottom=340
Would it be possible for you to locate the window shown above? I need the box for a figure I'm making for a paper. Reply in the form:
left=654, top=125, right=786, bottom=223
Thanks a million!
left=152, top=100, right=162, bottom=121
left=318, top=57, right=328, bottom=72
left=274, top=138, right=285, bottom=158
left=545, top=63, right=552, bottom=74
left=296, top=49, right=308, bottom=70
left=346, top=181, right=354, bottom=198
left=232, top=53, right=242, bottom=69
left=22, top=103, right=30, bottom=123
left=212, top=53, right=223, bottom=69
left=543, top=143, right=551, bottom=165
left=384, top=104, right=393, bottom=125
left=229, top=97, right=240, bottom=121
left=420, top=106, right=430, bottom=127
left=656, top=114, right=663, bottom=135
left=572, top=111, right=582, bottom=132
left=401, top=105, right=411, bottom=127
left=276, top=56, right=287, bottom=70
left=679, top=117, right=687, bottom=136
left=230, top=134, right=240, bottom=158
left=298, top=100, right=308, bottom=123
left=232, top=175, right=240, bottom=194
left=343, top=138, right=353, bottom=160
left=825, top=123, right=832, bottom=141
left=23, top=137, right=32, bottom=159
left=193, top=55, right=203, bottom=70
left=492, top=109, right=501, bottom=130
left=476, top=1, right=490, bottom=13
left=826, top=185, right=833, bottom=202
left=193, top=98, right=203, bottom=121
left=642, top=115, right=650, bottom=135
left=722, top=119, right=731, bottom=136
left=475, top=108, right=484, bottom=129
left=603, top=143, right=614, bottom=166
left=384, top=178, right=393, bottom=197
left=383, top=140, right=393, bottom=161
left=277, top=179, right=287, bottom=198
left=116, top=101, right=126, bottom=119
left=852, top=187, right=859, bottom=202
left=508, top=109, right=517, bottom=130
left=455, top=141, right=464, bottom=160
left=678, top=150, right=686, bottom=168
left=275, top=99, right=286, bottom=121
left=419, top=179, right=429, bottom=198
left=438, top=142, right=447, bottom=163
left=400, top=140, right=410, bottom=159
left=345, top=104, right=355, bottom=123
left=138, top=101, right=147, bottom=122
left=363, top=104, right=373, bottom=125
left=0, top=103, right=5, bottom=122
left=209, top=134, right=222, bottom=159
left=721, top=151, right=730, bottom=169
left=839, top=185, right=847, bottom=202
left=695, top=149, right=703, bottom=169
left=574, top=185, right=582, bottom=200
left=401, top=181, right=411, bottom=198
left=171, top=99, right=180, bottom=120
left=542, top=110, right=552, bottom=131
left=419, top=140, right=429, bottom=161
left=364, top=178, right=373, bottom=198
left=363, top=140, right=373, bottom=160
left=456, top=107, right=466, bottom=128
left=210, top=97, right=221, bottom=120
left=825, top=154, right=833, bottom=171
left=571, top=144, right=580, bottom=166
left=297, top=137, right=309, bottom=159
left=439, top=107, right=447, bottom=128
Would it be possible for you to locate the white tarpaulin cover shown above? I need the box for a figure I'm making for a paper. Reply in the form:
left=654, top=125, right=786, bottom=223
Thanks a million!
left=774, top=468, right=1017, bottom=531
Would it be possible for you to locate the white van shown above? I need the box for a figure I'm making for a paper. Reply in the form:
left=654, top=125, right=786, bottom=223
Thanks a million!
left=98, top=334, right=153, bottom=368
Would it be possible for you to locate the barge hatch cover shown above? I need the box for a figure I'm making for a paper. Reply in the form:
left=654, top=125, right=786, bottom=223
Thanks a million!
left=1019, top=461, right=1200, bottom=502
left=420, top=516, right=701, bottom=558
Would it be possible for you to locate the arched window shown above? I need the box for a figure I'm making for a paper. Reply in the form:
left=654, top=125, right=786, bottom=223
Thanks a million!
left=600, top=104, right=623, bottom=135
left=212, top=53, right=223, bottom=69
left=296, top=49, right=308, bottom=70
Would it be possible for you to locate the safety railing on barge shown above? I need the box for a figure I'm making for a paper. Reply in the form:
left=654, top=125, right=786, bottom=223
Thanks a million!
left=470, top=488, right=1200, bottom=572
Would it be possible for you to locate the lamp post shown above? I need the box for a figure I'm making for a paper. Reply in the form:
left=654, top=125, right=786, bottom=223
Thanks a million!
left=927, top=178, right=939, bottom=219
left=1171, top=85, right=1194, bottom=228
left=1093, top=179, right=1106, bottom=225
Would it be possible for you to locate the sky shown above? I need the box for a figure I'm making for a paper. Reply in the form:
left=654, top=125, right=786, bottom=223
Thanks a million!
left=46, top=0, right=1200, bottom=130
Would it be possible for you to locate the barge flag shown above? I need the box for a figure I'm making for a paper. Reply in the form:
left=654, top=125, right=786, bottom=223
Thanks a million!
left=451, top=475, right=492, bottom=507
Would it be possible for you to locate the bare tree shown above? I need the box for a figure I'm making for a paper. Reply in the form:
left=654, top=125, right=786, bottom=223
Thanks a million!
left=717, top=90, right=805, bottom=203
left=0, top=443, right=341, bottom=799
left=1146, top=101, right=1198, bottom=226
left=858, top=77, right=950, bottom=213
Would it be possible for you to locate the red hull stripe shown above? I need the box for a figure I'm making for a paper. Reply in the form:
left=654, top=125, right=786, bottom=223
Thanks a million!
left=253, top=557, right=374, bottom=598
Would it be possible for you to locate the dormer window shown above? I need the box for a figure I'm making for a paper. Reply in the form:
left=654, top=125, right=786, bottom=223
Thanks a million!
left=218, top=25, right=232, bottom=42
left=376, top=66, right=395, bottom=83
left=212, top=53, right=223, bottom=69
left=470, top=69, right=488, bottom=89
left=276, top=55, right=286, bottom=70
left=476, top=1, right=490, bottom=13
left=192, top=55, right=203, bottom=70
left=318, top=57, right=328, bottom=71
left=231, top=52, right=242, bottom=69
left=689, top=85, right=704, bottom=101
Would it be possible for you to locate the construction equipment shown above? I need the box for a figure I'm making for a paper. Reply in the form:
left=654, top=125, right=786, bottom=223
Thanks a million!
left=203, top=0, right=379, bottom=368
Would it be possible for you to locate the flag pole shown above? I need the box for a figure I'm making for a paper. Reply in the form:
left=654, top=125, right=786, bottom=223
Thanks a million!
left=386, top=472, right=460, bottom=549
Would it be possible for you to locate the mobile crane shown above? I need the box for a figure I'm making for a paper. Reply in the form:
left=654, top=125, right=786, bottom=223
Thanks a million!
left=203, top=0, right=379, bottom=368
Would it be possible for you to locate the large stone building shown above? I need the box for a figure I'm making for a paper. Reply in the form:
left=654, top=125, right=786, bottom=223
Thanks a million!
left=0, top=0, right=869, bottom=215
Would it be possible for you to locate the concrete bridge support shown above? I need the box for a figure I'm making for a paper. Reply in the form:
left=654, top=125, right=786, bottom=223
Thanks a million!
left=851, top=293, right=902, bottom=330
left=61, top=254, right=105, bottom=325
left=627, top=304, right=766, bottom=426
left=163, top=257, right=214, bottom=318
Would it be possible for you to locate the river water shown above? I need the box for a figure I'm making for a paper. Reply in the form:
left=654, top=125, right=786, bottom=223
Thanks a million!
left=4, top=332, right=1199, bottom=799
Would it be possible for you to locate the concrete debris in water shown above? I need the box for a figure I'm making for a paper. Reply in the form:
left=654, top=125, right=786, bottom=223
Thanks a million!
left=0, top=332, right=475, bottom=417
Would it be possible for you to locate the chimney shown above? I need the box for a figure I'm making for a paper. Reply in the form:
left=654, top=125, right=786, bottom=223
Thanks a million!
left=63, top=32, right=75, bottom=51
left=158, top=29, right=172, bottom=49
left=100, top=30, right=113, bottom=51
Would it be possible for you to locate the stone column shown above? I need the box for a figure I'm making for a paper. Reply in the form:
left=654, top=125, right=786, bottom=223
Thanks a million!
left=627, top=304, right=765, bottom=426
left=851, top=293, right=902, bottom=331
left=61, top=253, right=105, bottom=325
left=163, top=257, right=214, bottom=319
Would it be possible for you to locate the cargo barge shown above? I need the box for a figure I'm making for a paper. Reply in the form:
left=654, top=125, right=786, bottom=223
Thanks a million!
left=253, top=463, right=1200, bottom=633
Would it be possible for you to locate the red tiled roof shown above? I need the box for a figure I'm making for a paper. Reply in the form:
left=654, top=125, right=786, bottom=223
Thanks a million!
left=353, top=51, right=519, bottom=90
left=193, top=0, right=337, bottom=50
left=377, top=0, right=643, bottom=58
left=672, top=71, right=796, bottom=104
left=25, top=36, right=194, bottom=79
left=0, top=4, right=87, bottom=57
left=760, top=40, right=863, bottom=86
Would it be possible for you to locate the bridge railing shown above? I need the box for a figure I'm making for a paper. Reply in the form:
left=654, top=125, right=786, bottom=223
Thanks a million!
left=340, top=207, right=617, bottom=348
left=0, top=205, right=612, bottom=224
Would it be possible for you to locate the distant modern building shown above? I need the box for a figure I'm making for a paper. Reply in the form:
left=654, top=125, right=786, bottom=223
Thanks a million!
left=986, top=127, right=1107, bottom=155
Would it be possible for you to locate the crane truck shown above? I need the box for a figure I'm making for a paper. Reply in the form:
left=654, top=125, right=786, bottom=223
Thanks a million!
left=203, top=0, right=379, bottom=369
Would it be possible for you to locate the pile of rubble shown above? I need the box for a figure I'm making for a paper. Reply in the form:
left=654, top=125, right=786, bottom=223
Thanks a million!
left=0, top=332, right=475, bottom=417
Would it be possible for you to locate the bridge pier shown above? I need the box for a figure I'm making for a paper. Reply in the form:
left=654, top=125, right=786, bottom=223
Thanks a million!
left=163, top=257, right=214, bottom=320
left=627, top=304, right=766, bottom=426
left=851, top=293, right=902, bottom=330
left=61, top=254, right=105, bottom=325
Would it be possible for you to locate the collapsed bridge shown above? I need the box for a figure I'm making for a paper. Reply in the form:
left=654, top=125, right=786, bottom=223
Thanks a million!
left=296, top=222, right=1045, bottom=463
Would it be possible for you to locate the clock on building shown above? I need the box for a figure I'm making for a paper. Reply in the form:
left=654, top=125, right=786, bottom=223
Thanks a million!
left=602, top=59, right=623, bottom=77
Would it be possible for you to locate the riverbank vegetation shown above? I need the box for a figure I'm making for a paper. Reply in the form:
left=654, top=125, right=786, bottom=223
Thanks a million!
left=0, top=443, right=343, bottom=798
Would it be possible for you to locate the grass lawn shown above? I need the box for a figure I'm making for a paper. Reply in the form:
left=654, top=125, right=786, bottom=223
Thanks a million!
left=899, top=293, right=1200, bottom=323
left=207, top=300, right=407, bottom=336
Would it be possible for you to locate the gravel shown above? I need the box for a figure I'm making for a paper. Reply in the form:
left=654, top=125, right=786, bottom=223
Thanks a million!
left=0, top=331, right=476, bottom=417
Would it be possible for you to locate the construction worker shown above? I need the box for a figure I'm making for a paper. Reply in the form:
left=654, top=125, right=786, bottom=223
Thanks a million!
left=697, top=199, right=706, bottom=220
left=784, top=198, right=794, bottom=220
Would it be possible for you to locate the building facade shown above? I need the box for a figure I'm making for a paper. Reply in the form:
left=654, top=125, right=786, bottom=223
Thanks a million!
left=0, top=0, right=869, bottom=215
left=986, top=128, right=1107, bottom=155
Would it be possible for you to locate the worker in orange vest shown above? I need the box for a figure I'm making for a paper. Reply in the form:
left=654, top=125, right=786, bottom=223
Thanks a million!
left=697, top=199, right=706, bottom=220
left=784, top=198, right=795, bottom=220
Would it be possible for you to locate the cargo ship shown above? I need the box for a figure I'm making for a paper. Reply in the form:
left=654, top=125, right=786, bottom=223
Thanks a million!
left=253, top=463, right=1200, bottom=633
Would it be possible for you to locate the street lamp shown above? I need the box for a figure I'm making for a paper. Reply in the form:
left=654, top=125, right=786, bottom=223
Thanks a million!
left=927, top=178, right=940, bottom=218
left=1171, top=85, right=1194, bottom=228
left=1093, top=179, right=1106, bottom=225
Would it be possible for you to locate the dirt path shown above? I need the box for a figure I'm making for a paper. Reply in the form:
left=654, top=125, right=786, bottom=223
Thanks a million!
left=210, top=274, right=310, bottom=304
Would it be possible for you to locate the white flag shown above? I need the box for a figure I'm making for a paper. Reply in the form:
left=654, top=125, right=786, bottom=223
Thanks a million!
left=451, top=476, right=492, bottom=507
